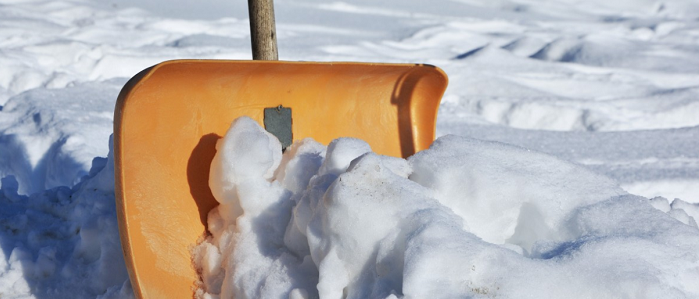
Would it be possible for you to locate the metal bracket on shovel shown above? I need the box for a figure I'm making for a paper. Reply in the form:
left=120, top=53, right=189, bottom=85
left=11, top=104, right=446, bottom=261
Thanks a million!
left=264, top=105, right=292, bottom=150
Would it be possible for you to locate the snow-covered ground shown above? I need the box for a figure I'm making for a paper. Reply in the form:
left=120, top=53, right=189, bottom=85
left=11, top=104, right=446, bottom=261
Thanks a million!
left=1, top=0, right=698, bottom=298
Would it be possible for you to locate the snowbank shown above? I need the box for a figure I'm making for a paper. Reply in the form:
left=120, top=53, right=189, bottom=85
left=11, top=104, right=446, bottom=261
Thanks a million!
left=0, top=136, right=133, bottom=299
left=194, top=117, right=699, bottom=299
left=0, top=81, right=121, bottom=195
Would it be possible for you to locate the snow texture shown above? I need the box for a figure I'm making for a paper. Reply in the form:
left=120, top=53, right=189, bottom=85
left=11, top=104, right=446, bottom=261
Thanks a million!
left=1, top=0, right=699, bottom=297
left=1, top=136, right=133, bottom=298
left=194, top=118, right=699, bottom=299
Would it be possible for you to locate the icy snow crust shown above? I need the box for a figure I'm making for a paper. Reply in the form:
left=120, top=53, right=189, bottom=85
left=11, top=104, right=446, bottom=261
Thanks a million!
left=194, top=117, right=699, bottom=299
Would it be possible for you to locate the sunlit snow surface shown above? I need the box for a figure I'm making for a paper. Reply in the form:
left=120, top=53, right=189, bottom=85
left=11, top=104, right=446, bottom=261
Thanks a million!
left=196, top=117, right=699, bottom=298
left=1, top=0, right=699, bottom=297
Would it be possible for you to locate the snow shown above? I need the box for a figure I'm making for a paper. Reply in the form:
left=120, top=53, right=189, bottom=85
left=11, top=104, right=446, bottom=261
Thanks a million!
left=0, top=80, right=121, bottom=195
left=1, top=0, right=699, bottom=298
left=194, top=118, right=699, bottom=298
left=0, top=137, right=131, bottom=299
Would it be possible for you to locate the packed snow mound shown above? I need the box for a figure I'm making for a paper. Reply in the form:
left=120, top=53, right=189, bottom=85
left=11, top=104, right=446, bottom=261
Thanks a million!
left=193, top=117, right=699, bottom=299
left=0, top=80, right=121, bottom=195
left=409, top=135, right=626, bottom=252
left=0, top=136, right=133, bottom=299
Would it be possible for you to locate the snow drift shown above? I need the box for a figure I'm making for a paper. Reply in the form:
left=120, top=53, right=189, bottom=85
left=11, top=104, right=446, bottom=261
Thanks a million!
left=193, top=117, right=699, bottom=299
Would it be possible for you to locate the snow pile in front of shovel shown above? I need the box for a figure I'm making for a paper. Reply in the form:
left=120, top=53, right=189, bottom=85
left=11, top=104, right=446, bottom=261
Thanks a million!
left=193, top=117, right=699, bottom=299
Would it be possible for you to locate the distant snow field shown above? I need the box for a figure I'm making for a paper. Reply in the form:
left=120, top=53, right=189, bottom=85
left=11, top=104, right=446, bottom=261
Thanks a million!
left=1, top=0, right=698, bottom=298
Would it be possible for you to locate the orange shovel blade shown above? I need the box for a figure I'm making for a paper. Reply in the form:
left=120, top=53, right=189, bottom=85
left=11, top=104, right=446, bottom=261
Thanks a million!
left=113, top=60, right=448, bottom=298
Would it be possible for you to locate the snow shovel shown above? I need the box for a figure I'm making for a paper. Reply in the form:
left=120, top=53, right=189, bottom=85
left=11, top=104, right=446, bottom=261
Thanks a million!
left=113, top=0, right=448, bottom=298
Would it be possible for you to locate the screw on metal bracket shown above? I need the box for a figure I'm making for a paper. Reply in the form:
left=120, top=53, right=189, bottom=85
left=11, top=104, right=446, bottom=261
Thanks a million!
left=263, top=105, right=292, bottom=151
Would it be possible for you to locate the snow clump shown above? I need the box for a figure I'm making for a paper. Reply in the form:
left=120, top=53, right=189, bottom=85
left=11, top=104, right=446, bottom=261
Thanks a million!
left=193, top=117, right=699, bottom=299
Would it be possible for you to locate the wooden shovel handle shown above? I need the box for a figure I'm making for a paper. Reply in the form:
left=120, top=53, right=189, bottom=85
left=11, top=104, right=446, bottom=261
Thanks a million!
left=248, top=0, right=278, bottom=60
